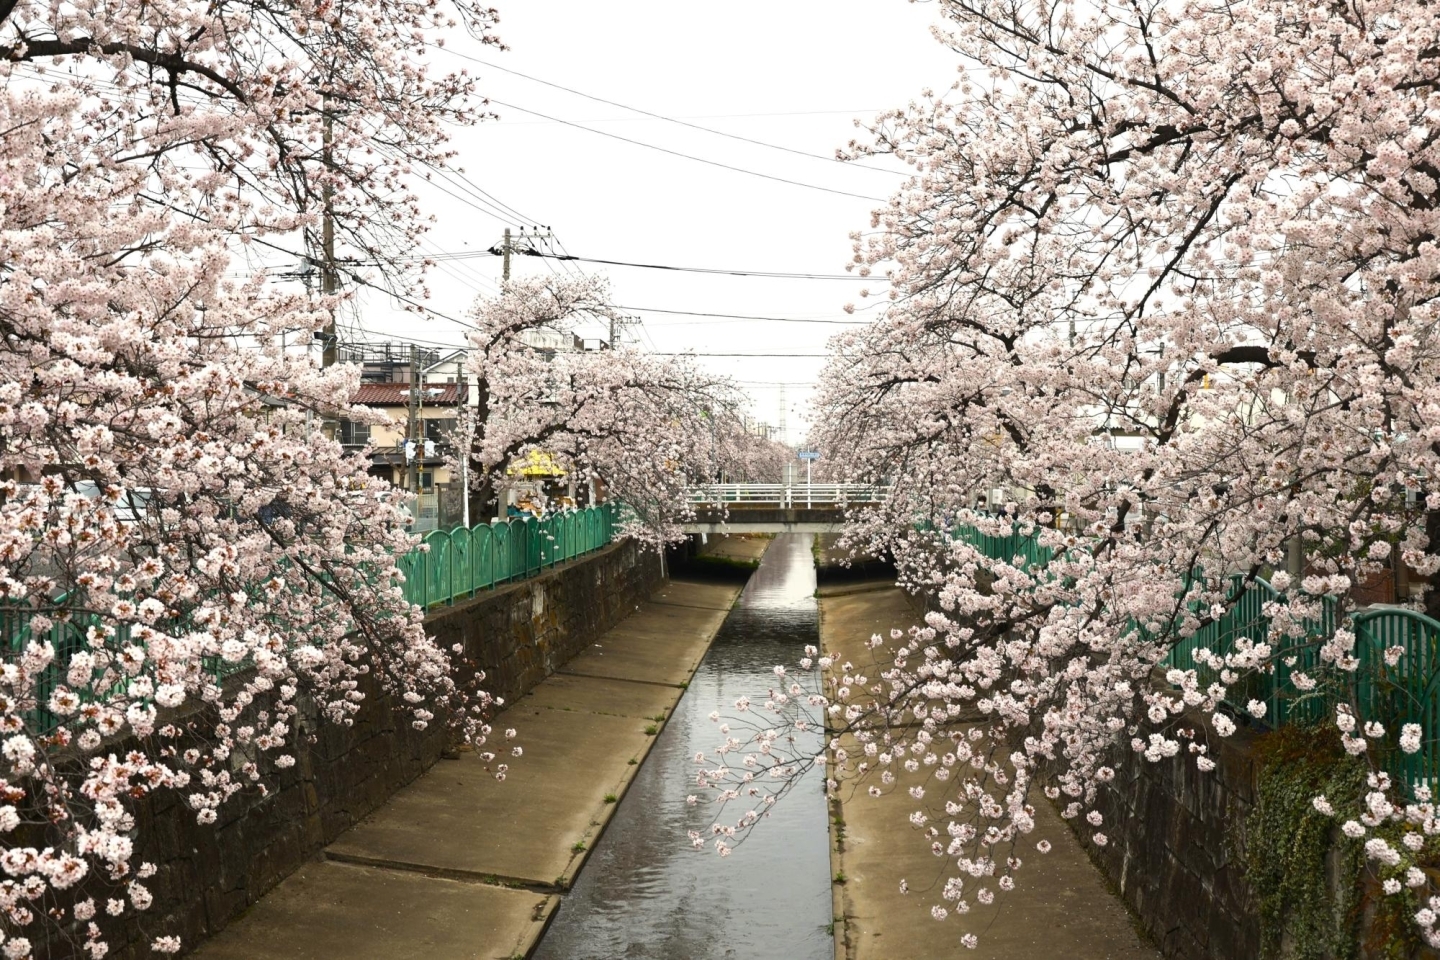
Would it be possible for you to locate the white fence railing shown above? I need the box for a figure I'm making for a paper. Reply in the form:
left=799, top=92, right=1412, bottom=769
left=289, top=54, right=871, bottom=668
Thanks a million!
left=687, top=483, right=889, bottom=508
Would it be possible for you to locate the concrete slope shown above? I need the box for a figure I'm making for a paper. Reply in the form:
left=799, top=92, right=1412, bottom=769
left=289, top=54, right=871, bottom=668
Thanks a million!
left=194, top=578, right=743, bottom=960
left=821, top=586, right=1159, bottom=960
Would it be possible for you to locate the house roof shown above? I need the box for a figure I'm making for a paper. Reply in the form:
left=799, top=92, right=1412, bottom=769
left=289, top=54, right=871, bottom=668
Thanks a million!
left=352, top=383, right=463, bottom=406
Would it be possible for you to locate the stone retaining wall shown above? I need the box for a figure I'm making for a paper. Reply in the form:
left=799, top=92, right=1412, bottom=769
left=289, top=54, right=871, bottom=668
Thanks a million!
left=426, top=537, right=663, bottom=707
left=81, top=539, right=662, bottom=960
left=1085, top=717, right=1264, bottom=959
left=1085, top=715, right=1439, bottom=960
left=895, top=579, right=1431, bottom=958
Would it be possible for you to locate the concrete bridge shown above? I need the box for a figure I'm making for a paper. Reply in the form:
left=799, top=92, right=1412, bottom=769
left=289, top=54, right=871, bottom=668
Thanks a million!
left=682, top=483, right=888, bottom=534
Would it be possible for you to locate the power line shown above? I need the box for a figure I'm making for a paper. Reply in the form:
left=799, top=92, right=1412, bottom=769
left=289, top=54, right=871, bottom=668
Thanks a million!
left=346, top=331, right=474, bottom=351
left=413, top=167, right=526, bottom=226
left=373, top=140, right=551, bottom=235
left=139, top=195, right=843, bottom=360
left=617, top=304, right=869, bottom=324
left=371, top=143, right=531, bottom=227
left=546, top=232, right=589, bottom=283
left=383, top=245, right=879, bottom=281
left=441, top=48, right=906, bottom=177
left=416, top=236, right=502, bottom=298
left=502, top=107, right=887, bottom=123
left=421, top=159, right=542, bottom=227
left=513, top=248, right=878, bottom=280
left=484, top=98, right=888, bottom=203
left=633, top=317, right=662, bottom=354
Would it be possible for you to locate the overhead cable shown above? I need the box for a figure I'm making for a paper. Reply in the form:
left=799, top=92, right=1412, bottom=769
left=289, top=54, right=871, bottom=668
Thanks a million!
left=649, top=352, right=830, bottom=358
left=380, top=245, right=879, bottom=281
left=616, top=304, right=869, bottom=324
left=483, top=98, right=888, bottom=203
left=514, top=247, right=879, bottom=281
left=437, top=47, right=906, bottom=177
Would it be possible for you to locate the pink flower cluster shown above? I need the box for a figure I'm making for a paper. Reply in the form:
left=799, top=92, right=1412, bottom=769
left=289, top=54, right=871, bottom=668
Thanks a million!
left=702, top=0, right=1440, bottom=947
left=0, top=0, right=509, bottom=955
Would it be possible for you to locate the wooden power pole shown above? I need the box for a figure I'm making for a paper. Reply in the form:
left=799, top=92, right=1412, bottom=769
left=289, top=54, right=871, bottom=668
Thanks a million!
left=317, top=102, right=339, bottom=440
left=321, top=105, right=338, bottom=370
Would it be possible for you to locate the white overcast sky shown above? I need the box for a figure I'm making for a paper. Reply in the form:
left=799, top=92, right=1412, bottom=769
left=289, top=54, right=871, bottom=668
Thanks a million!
left=350, top=0, right=961, bottom=442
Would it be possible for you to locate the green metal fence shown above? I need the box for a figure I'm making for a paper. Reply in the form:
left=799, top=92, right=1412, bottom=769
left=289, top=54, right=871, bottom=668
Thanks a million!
left=1354, top=608, right=1440, bottom=792
left=1159, top=574, right=1335, bottom=728
left=0, top=504, right=620, bottom=735
left=398, top=503, right=619, bottom=609
left=956, top=522, right=1440, bottom=792
left=0, top=594, right=118, bottom=735
left=951, top=522, right=1054, bottom=572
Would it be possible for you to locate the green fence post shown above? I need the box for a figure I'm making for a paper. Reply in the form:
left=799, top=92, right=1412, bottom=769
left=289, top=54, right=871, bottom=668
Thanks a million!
left=451, top=526, right=472, bottom=602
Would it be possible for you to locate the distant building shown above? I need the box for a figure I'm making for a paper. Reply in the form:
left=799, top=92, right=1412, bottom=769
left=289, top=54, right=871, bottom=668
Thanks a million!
left=517, top=327, right=583, bottom=356
left=335, top=335, right=611, bottom=527
left=338, top=343, right=469, bottom=530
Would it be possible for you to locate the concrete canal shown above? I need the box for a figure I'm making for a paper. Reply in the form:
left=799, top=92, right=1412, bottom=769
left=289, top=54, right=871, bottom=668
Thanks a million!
left=533, top=533, right=832, bottom=960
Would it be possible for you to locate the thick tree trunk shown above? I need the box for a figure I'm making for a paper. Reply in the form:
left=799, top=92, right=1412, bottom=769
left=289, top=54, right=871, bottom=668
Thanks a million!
left=469, top=378, right=496, bottom=522
left=1425, top=509, right=1440, bottom=621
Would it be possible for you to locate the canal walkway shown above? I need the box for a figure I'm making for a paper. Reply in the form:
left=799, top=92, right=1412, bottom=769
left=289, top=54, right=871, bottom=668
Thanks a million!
left=820, top=583, right=1159, bottom=960
left=193, top=573, right=751, bottom=960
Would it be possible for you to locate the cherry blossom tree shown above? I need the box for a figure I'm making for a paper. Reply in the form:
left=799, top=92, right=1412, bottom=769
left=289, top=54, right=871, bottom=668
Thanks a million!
left=704, top=0, right=1440, bottom=948
left=461, top=275, right=746, bottom=543
left=713, top=431, right=793, bottom=485
left=0, top=1, right=510, bottom=956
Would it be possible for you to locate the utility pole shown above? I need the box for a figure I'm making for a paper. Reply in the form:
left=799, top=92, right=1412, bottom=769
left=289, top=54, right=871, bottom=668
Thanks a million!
left=315, top=99, right=339, bottom=440
left=778, top=384, right=788, bottom=447
left=502, top=227, right=512, bottom=282
left=320, top=103, right=338, bottom=368
left=407, top=343, right=421, bottom=497
left=606, top=314, right=636, bottom=349
left=457, top=374, right=471, bottom=529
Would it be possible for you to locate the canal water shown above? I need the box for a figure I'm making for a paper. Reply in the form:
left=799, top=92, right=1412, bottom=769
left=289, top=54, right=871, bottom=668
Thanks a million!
left=532, top=533, right=832, bottom=960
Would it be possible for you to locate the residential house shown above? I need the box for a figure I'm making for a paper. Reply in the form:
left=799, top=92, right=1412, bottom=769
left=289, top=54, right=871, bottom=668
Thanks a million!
left=338, top=343, right=470, bottom=530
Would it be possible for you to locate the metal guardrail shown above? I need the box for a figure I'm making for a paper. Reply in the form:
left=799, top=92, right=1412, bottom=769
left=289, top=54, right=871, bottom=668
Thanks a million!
left=397, top=503, right=619, bottom=609
left=687, top=483, right=890, bottom=508
left=0, top=504, right=621, bottom=735
left=956, top=522, right=1440, bottom=792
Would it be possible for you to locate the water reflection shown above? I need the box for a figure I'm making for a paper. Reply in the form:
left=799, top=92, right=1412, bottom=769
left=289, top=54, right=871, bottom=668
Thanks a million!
left=532, top=534, right=831, bottom=960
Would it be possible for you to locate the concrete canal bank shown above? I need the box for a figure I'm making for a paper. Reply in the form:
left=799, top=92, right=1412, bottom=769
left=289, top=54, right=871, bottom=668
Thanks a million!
left=193, top=543, right=762, bottom=959
left=819, top=582, right=1160, bottom=960
left=81, top=538, right=662, bottom=959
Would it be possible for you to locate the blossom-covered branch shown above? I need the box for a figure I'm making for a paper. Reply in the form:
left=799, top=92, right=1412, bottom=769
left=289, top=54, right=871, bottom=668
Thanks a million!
left=463, top=276, right=747, bottom=544
left=0, top=1, right=511, bottom=956
left=706, top=0, right=1440, bottom=948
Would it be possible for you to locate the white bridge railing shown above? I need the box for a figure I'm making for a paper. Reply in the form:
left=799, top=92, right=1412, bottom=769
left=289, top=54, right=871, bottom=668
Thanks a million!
left=687, top=483, right=889, bottom=509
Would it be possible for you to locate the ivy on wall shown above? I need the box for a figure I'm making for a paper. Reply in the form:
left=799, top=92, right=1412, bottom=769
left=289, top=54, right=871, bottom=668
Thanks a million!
left=1245, top=726, right=1367, bottom=959
left=1242, top=725, right=1430, bottom=960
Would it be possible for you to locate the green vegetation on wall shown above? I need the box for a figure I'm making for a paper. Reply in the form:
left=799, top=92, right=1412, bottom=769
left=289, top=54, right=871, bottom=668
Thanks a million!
left=1245, top=725, right=1365, bottom=959
left=1242, top=725, right=1432, bottom=960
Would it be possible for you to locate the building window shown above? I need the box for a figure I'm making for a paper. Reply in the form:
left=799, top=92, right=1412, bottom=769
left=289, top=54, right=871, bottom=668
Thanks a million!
left=339, top=419, right=371, bottom=446
left=395, top=468, right=434, bottom=491
left=425, top=418, right=457, bottom=442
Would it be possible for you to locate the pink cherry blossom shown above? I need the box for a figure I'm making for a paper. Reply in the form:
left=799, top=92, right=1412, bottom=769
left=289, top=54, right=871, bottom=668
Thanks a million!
left=0, top=0, right=508, bottom=952
left=700, top=0, right=1440, bottom=946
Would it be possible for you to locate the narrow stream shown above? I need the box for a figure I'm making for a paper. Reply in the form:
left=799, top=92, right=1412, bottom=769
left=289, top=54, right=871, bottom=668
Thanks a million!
left=532, top=533, right=832, bottom=960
